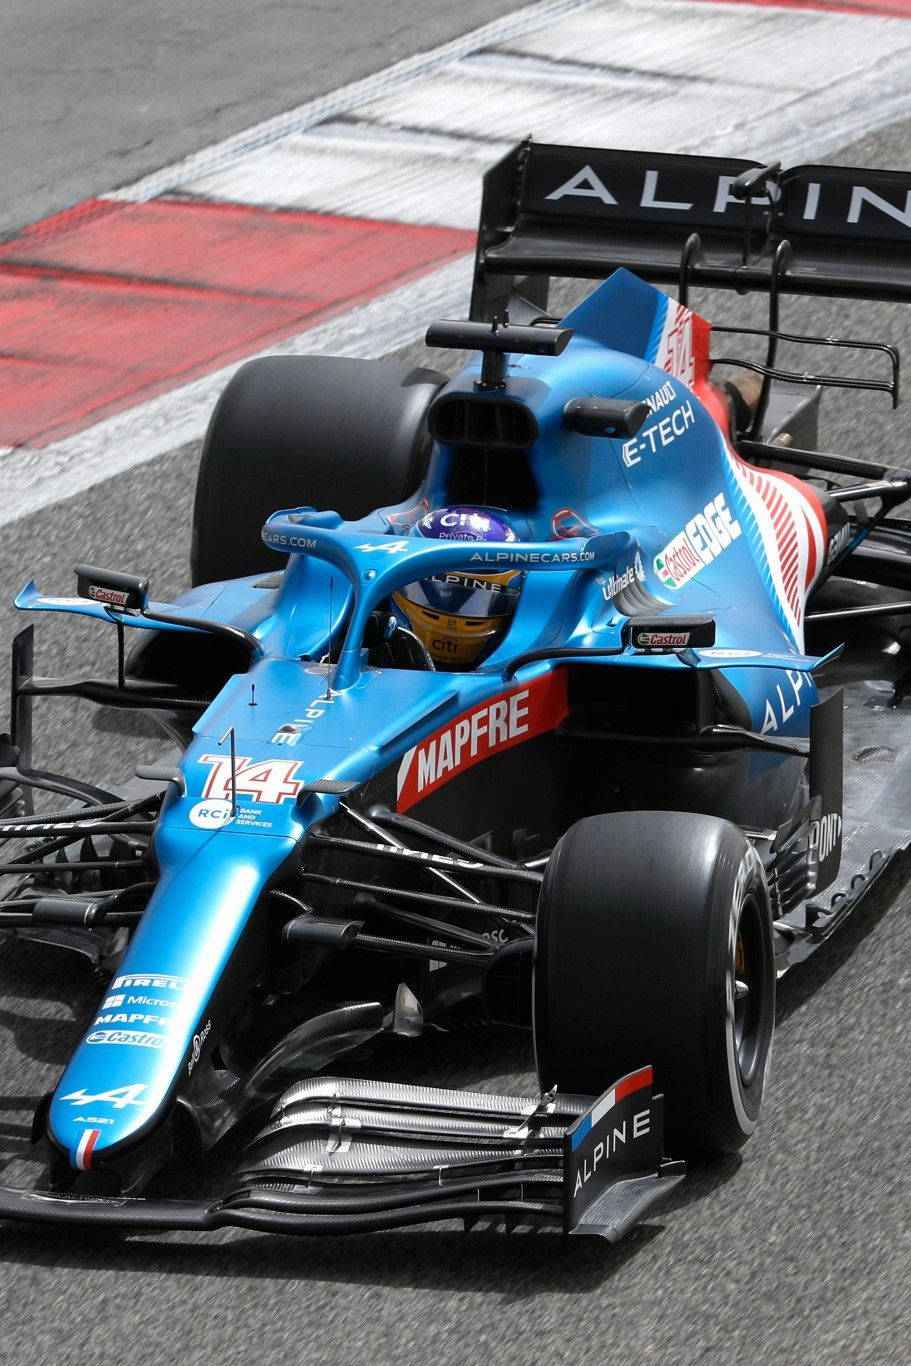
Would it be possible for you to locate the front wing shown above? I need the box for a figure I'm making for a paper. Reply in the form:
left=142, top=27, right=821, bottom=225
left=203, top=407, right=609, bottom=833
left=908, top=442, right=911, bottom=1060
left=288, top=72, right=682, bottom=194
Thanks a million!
left=0, top=1071, right=683, bottom=1242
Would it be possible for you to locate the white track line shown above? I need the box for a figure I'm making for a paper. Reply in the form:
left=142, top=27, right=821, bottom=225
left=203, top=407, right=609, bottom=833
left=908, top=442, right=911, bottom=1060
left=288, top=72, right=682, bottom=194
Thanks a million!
left=107, top=0, right=595, bottom=203
left=182, top=0, right=911, bottom=226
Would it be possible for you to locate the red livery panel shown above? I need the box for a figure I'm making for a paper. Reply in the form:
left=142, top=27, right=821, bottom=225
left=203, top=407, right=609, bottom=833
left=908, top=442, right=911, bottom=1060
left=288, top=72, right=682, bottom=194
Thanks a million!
left=396, top=671, right=569, bottom=813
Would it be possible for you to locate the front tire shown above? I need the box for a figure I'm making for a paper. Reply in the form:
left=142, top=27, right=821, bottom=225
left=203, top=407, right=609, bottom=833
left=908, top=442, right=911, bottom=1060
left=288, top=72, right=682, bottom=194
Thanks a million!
left=534, top=810, right=775, bottom=1155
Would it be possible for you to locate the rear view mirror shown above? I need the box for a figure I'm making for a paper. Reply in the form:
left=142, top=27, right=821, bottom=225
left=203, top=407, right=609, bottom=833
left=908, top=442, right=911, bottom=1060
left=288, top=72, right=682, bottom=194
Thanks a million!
left=563, top=398, right=650, bottom=439
left=74, top=564, right=149, bottom=612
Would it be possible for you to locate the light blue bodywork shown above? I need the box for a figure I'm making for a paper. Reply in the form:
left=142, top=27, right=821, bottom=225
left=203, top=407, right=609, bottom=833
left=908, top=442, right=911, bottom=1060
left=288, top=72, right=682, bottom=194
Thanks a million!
left=16, top=271, right=826, bottom=1172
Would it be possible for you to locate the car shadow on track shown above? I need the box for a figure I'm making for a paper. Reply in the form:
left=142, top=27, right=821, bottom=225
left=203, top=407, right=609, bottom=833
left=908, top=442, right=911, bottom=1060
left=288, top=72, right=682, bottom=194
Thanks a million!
left=0, top=1199, right=684, bottom=1298
left=0, top=1216, right=663, bottom=1297
left=0, top=936, right=96, bottom=1067
left=775, top=859, right=907, bottom=1025
left=0, top=1095, right=39, bottom=1161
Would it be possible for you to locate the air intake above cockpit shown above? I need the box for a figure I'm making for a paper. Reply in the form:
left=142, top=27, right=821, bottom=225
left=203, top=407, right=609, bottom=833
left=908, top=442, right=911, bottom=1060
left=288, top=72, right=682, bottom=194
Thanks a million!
left=428, top=392, right=539, bottom=449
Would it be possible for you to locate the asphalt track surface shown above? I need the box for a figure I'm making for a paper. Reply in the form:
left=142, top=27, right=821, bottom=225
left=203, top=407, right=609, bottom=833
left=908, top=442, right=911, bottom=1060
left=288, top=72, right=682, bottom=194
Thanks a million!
left=0, top=6, right=909, bottom=1361
left=0, top=0, right=526, bottom=237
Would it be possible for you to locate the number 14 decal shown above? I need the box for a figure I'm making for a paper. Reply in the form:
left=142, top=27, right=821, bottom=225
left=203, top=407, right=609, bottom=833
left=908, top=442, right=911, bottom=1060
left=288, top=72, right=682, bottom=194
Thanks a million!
left=199, top=755, right=304, bottom=805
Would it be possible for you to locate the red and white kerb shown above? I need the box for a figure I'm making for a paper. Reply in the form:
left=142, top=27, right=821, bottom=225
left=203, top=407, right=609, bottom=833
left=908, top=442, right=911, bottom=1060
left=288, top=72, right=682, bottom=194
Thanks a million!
left=75, top=1127, right=101, bottom=1171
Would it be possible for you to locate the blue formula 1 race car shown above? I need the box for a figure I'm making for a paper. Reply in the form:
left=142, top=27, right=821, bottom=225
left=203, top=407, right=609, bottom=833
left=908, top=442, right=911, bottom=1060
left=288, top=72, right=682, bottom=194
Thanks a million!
left=1, top=143, right=910, bottom=1242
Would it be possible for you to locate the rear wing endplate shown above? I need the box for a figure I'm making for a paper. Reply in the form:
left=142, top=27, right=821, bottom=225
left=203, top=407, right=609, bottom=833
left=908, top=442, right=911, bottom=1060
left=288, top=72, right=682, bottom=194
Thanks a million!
left=471, top=141, right=911, bottom=319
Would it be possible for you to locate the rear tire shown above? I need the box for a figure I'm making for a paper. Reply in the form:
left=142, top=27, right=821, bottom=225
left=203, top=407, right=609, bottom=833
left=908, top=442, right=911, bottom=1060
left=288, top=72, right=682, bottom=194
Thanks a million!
left=534, top=810, right=775, bottom=1155
left=191, top=355, right=447, bottom=585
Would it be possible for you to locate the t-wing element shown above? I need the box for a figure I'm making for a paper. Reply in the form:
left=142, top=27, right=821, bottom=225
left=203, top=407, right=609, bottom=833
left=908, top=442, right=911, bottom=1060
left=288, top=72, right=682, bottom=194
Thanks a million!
left=17, top=567, right=261, bottom=660
left=10, top=567, right=262, bottom=725
left=426, top=317, right=573, bottom=391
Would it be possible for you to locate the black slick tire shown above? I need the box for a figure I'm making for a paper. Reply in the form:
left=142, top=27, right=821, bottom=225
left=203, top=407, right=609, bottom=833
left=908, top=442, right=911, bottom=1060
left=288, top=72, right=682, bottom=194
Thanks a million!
left=191, top=356, right=446, bottom=585
left=534, top=810, right=775, bottom=1156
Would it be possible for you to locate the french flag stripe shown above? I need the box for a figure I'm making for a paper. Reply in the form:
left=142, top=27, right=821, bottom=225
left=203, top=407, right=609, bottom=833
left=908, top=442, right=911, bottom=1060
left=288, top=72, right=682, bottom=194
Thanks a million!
left=569, top=1065, right=654, bottom=1150
left=75, top=1127, right=100, bottom=1171
left=591, top=1065, right=653, bottom=1126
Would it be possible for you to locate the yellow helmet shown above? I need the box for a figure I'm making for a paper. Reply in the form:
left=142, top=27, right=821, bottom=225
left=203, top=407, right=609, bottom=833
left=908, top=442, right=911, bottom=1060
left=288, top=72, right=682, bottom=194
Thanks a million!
left=391, top=507, right=522, bottom=670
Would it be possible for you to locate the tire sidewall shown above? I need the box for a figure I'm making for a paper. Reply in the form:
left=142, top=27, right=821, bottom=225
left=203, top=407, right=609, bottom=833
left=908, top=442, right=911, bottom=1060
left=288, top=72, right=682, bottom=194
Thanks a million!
left=191, top=356, right=446, bottom=585
left=534, top=811, right=776, bottom=1156
left=704, top=837, right=775, bottom=1150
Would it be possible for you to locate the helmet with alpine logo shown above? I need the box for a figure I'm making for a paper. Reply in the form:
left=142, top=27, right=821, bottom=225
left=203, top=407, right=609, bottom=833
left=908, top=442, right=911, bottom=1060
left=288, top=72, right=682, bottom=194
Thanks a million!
left=391, top=506, right=522, bottom=669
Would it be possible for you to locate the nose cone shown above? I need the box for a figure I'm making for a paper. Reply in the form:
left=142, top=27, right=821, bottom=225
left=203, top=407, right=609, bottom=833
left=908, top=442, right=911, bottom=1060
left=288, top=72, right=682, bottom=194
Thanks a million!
left=48, top=969, right=197, bottom=1171
left=47, top=819, right=293, bottom=1174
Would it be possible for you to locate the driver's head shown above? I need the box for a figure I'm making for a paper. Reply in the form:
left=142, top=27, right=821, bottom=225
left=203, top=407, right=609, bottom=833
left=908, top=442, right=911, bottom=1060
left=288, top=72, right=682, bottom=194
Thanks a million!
left=391, top=506, right=521, bottom=669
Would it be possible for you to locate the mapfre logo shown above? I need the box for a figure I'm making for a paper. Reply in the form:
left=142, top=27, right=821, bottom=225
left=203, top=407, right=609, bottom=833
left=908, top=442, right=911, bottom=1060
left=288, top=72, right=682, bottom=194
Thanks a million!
left=396, top=672, right=568, bottom=813
left=198, top=755, right=304, bottom=804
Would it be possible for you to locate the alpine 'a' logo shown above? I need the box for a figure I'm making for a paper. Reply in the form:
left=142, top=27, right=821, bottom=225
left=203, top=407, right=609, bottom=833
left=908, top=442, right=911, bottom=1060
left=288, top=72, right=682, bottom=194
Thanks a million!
left=198, top=755, right=304, bottom=804
left=61, top=1085, right=146, bottom=1110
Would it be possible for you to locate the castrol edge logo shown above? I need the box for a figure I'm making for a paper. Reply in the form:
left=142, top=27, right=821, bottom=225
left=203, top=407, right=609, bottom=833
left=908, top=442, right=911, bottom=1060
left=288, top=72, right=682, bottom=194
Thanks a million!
left=396, top=672, right=568, bottom=813
left=654, top=492, right=741, bottom=590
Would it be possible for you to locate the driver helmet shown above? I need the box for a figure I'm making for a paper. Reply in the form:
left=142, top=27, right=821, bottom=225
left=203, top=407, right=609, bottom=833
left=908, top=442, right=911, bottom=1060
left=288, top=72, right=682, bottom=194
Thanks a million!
left=391, top=506, right=521, bottom=669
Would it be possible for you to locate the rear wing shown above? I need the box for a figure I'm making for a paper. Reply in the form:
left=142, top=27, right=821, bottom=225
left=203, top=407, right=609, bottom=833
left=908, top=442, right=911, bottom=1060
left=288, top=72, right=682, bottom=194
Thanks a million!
left=470, top=141, right=911, bottom=320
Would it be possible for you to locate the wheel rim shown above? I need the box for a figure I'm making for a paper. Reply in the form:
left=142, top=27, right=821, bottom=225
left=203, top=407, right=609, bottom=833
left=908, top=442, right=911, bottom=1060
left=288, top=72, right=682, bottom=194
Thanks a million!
left=732, top=893, right=767, bottom=1088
